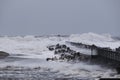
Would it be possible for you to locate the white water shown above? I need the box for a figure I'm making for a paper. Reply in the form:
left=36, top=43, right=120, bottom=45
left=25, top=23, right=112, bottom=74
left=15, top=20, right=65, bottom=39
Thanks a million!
left=69, top=32, right=120, bottom=49
left=0, top=33, right=120, bottom=78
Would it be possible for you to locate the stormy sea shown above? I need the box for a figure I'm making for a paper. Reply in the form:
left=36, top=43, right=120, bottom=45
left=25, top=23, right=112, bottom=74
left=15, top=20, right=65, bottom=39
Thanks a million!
left=0, top=32, right=120, bottom=80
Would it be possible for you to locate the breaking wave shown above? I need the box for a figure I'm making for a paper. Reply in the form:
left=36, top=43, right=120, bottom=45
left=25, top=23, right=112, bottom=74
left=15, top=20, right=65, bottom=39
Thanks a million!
left=0, top=32, right=119, bottom=78
left=69, top=32, right=120, bottom=49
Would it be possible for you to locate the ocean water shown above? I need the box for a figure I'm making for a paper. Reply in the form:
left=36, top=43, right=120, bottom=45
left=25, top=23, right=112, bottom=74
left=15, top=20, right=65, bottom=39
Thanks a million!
left=0, top=32, right=120, bottom=80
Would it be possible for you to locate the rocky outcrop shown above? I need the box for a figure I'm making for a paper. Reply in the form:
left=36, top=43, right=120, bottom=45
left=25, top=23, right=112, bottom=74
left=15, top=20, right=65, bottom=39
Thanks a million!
left=47, top=44, right=90, bottom=62
left=0, top=51, right=9, bottom=58
left=47, top=45, right=55, bottom=51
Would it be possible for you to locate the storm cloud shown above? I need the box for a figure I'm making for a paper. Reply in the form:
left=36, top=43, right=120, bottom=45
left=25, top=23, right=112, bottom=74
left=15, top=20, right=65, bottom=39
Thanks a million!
left=0, top=0, right=120, bottom=36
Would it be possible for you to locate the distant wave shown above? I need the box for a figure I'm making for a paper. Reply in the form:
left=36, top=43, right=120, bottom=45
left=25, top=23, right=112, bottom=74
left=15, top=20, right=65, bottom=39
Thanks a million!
left=69, top=32, right=120, bottom=49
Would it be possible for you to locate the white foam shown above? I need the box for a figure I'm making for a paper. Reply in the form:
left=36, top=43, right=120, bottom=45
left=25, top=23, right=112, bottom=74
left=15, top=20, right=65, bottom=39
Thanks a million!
left=0, top=33, right=119, bottom=78
left=69, top=32, right=120, bottom=49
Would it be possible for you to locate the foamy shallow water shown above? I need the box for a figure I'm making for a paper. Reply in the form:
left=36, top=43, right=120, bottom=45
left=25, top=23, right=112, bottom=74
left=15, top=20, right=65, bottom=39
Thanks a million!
left=0, top=33, right=120, bottom=79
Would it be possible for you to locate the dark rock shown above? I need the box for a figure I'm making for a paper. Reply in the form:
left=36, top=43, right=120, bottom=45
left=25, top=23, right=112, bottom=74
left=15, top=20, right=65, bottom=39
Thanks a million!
left=59, top=54, right=65, bottom=60
left=61, top=49, right=66, bottom=53
left=47, top=43, right=92, bottom=62
left=46, top=57, right=58, bottom=61
left=55, top=44, right=61, bottom=49
left=66, top=55, right=74, bottom=61
left=48, top=47, right=54, bottom=51
left=46, top=58, right=51, bottom=61
left=66, top=47, right=70, bottom=50
left=116, top=67, right=120, bottom=74
left=54, top=50, right=58, bottom=54
left=61, top=45, right=67, bottom=49
left=47, top=45, right=55, bottom=51
left=34, top=67, right=41, bottom=70
left=0, top=51, right=9, bottom=58
left=46, top=58, right=54, bottom=61
left=76, top=52, right=81, bottom=56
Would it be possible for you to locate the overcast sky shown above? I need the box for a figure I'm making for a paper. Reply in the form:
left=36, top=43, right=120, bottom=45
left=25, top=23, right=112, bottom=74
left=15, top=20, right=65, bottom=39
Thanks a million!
left=0, top=0, right=120, bottom=36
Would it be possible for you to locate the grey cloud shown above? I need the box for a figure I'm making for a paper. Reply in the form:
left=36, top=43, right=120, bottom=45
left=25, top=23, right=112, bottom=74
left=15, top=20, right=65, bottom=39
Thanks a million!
left=0, top=0, right=120, bottom=36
